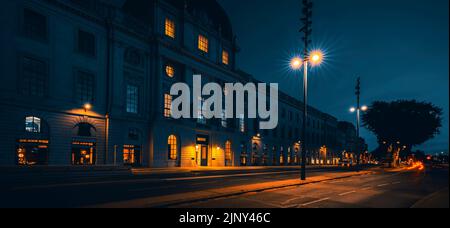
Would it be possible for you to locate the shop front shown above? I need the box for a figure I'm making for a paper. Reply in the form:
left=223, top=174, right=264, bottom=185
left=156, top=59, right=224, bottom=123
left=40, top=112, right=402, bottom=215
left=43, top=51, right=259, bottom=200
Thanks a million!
left=16, top=139, right=49, bottom=166
left=123, top=145, right=142, bottom=167
left=71, top=139, right=96, bottom=165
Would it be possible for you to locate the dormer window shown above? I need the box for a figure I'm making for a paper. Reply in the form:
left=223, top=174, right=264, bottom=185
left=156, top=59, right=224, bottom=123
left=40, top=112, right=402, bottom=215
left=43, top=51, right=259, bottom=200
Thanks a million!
left=165, top=18, right=176, bottom=39
left=198, top=35, right=209, bottom=53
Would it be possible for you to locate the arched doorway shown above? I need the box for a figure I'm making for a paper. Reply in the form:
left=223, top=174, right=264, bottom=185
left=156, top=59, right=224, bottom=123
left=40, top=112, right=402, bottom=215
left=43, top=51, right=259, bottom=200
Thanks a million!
left=72, top=123, right=97, bottom=165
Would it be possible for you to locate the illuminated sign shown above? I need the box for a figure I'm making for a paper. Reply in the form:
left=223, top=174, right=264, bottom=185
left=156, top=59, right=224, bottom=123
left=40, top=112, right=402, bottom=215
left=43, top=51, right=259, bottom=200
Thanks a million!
left=72, top=141, right=95, bottom=147
left=196, top=135, right=209, bottom=145
left=18, top=139, right=49, bottom=144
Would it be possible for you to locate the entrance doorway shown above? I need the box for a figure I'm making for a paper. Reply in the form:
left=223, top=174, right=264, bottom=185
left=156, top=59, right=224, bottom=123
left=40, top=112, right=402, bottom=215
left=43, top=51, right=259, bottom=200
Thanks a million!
left=200, top=145, right=208, bottom=167
left=123, top=145, right=141, bottom=167
left=196, top=135, right=209, bottom=167
left=72, top=141, right=96, bottom=165
left=16, top=139, right=49, bottom=166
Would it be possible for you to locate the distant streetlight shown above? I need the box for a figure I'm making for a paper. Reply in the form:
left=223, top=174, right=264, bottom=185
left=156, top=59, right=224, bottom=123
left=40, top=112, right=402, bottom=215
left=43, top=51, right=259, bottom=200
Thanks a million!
left=350, top=77, right=368, bottom=165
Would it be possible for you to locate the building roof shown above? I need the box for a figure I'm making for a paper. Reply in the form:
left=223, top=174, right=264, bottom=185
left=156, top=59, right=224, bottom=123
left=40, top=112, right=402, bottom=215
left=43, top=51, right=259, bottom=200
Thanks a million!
left=122, top=0, right=233, bottom=41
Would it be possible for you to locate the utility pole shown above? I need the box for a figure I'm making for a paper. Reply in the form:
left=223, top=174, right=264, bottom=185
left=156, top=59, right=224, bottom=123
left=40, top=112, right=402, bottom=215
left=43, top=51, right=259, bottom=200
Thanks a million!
left=300, top=0, right=313, bottom=181
left=355, top=77, right=361, bottom=165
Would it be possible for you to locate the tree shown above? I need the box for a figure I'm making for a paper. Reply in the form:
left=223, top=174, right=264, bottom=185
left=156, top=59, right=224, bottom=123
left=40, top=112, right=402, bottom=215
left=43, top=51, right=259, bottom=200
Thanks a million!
left=362, top=100, right=443, bottom=167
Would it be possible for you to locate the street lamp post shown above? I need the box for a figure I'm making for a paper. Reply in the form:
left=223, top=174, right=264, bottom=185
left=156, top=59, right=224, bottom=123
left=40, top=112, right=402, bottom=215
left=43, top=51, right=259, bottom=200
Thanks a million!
left=350, top=77, right=368, bottom=165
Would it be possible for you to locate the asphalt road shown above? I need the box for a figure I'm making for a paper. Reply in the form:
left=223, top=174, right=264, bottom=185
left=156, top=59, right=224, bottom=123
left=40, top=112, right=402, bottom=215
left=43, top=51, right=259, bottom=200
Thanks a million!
left=175, top=166, right=449, bottom=208
left=0, top=166, right=447, bottom=208
left=0, top=167, right=357, bottom=208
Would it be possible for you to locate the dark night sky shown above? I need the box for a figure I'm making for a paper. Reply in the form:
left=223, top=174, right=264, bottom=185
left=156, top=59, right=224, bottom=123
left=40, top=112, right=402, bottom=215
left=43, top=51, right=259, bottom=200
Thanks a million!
left=218, top=0, right=449, bottom=153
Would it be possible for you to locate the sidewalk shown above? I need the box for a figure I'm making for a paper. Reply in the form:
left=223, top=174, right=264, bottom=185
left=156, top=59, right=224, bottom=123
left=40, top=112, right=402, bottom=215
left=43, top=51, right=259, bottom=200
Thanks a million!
left=0, top=165, right=131, bottom=174
left=94, top=170, right=374, bottom=208
left=131, top=165, right=343, bottom=175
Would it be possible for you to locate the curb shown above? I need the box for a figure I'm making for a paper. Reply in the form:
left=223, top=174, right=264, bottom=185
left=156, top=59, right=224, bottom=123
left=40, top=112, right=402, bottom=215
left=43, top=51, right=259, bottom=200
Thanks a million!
left=94, top=171, right=373, bottom=208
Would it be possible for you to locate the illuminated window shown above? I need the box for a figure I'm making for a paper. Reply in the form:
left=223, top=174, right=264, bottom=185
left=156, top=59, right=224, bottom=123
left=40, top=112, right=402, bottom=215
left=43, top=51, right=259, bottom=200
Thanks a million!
left=168, top=135, right=178, bottom=160
left=25, top=116, right=41, bottom=133
left=198, top=35, right=209, bottom=53
left=164, top=94, right=172, bottom=118
left=165, top=65, right=175, bottom=78
left=126, top=85, right=139, bottom=114
left=225, top=141, right=232, bottom=161
left=123, top=145, right=136, bottom=165
left=165, top=18, right=176, bottom=39
left=222, top=50, right=229, bottom=65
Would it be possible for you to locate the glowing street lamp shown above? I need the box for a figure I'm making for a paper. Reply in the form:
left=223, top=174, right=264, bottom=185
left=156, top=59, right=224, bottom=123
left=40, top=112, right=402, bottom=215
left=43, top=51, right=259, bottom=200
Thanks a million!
left=83, top=103, right=92, bottom=112
left=309, top=50, right=324, bottom=67
left=290, top=57, right=303, bottom=70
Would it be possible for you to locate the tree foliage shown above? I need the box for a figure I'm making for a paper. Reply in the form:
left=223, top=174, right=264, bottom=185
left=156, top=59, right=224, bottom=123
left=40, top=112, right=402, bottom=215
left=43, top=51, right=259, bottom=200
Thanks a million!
left=362, top=100, right=443, bottom=147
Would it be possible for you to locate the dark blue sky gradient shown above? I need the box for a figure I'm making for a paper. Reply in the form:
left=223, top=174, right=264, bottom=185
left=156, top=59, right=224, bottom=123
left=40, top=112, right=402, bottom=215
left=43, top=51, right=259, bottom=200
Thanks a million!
left=218, top=0, right=449, bottom=153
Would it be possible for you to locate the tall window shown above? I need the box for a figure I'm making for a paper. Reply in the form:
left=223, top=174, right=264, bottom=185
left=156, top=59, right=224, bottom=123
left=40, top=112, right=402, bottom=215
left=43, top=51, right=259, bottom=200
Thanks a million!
left=239, top=114, right=245, bottom=133
left=198, top=35, right=209, bottom=53
left=76, top=70, right=94, bottom=105
left=197, top=98, right=206, bottom=124
left=126, top=85, right=139, bottom=114
left=165, top=18, right=176, bottom=39
left=165, top=65, right=175, bottom=78
left=20, top=56, right=47, bottom=97
left=225, top=141, right=232, bottom=161
left=221, top=110, right=227, bottom=128
left=23, top=9, right=47, bottom=41
left=168, top=135, right=178, bottom=160
left=25, top=117, right=41, bottom=133
left=164, top=94, right=172, bottom=118
left=222, top=50, right=229, bottom=65
left=77, top=29, right=96, bottom=56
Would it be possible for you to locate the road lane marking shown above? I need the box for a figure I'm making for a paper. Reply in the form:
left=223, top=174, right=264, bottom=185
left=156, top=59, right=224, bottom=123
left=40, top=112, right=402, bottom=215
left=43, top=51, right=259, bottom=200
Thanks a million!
left=392, top=181, right=401, bottom=185
left=361, top=186, right=373, bottom=191
left=339, top=191, right=356, bottom=196
left=299, top=198, right=330, bottom=207
left=378, top=183, right=390, bottom=187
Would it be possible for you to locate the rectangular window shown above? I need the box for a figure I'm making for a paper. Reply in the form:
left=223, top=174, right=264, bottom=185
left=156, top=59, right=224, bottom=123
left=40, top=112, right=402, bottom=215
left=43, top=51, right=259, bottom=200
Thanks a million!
left=221, top=110, right=227, bottom=128
left=239, top=114, right=245, bottom=133
left=20, top=56, right=47, bottom=97
left=23, top=9, right=47, bottom=41
left=164, top=94, right=172, bottom=118
left=222, top=50, right=229, bottom=65
left=198, top=35, right=209, bottom=53
left=197, top=98, right=207, bottom=125
left=76, top=70, right=94, bottom=105
left=126, top=85, right=139, bottom=114
left=165, top=18, right=176, bottom=39
left=77, top=29, right=96, bottom=56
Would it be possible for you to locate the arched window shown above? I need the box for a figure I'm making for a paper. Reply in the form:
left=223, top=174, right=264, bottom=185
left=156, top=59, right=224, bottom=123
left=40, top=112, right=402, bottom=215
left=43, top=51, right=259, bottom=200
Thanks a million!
left=25, top=116, right=41, bottom=133
left=225, top=141, right=232, bottom=161
left=168, top=135, right=178, bottom=160
left=77, top=123, right=95, bottom=137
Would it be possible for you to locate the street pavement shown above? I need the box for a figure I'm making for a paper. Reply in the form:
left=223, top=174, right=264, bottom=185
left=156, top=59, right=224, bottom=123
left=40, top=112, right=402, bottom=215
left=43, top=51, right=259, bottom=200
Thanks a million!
left=0, top=165, right=447, bottom=208
left=174, top=166, right=449, bottom=208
